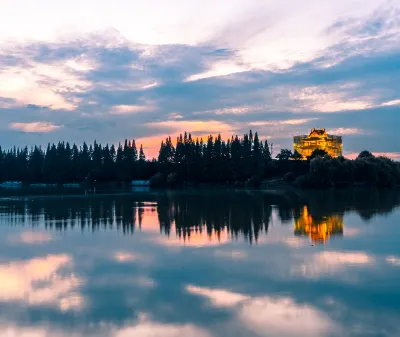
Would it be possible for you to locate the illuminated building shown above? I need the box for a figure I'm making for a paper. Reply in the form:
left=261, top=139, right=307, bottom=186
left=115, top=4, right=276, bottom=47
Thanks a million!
left=293, top=128, right=342, bottom=159
left=294, top=206, right=343, bottom=244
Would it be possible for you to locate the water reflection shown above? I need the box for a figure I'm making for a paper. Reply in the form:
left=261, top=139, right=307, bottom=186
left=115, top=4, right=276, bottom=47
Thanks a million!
left=0, top=189, right=399, bottom=245
left=0, top=254, right=84, bottom=311
left=294, top=206, right=344, bottom=244
left=0, top=189, right=399, bottom=337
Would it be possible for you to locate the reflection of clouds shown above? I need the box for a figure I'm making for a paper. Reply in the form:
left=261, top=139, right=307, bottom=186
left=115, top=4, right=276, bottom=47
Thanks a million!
left=187, top=285, right=249, bottom=308
left=8, top=231, right=52, bottom=244
left=343, top=228, right=360, bottom=237
left=0, top=254, right=84, bottom=311
left=114, top=319, right=211, bottom=337
left=114, top=251, right=139, bottom=263
left=293, top=251, right=374, bottom=279
left=130, top=276, right=157, bottom=288
left=386, top=256, right=400, bottom=266
left=240, top=297, right=333, bottom=337
left=0, top=324, right=54, bottom=337
left=186, top=285, right=333, bottom=337
left=0, top=318, right=211, bottom=337
left=283, top=237, right=305, bottom=248
left=214, top=249, right=248, bottom=260
left=317, top=251, right=372, bottom=265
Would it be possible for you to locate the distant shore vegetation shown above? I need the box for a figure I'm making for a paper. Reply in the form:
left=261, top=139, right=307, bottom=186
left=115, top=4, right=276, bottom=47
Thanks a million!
left=0, top=132, right=398, bottom=188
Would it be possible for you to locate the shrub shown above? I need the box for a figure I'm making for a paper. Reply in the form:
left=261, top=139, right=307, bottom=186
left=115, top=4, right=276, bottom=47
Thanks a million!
left=149, top=172, right=166, bottom=188
left=283, top=172, right=296, bottom=183
left=166, top=172, right=179, bottom=188
left=245, top=175, right=262, bottom=188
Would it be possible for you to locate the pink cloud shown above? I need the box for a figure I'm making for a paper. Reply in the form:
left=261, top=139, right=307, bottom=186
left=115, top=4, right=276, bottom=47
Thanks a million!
left=345, top=152, right=400, bottom=161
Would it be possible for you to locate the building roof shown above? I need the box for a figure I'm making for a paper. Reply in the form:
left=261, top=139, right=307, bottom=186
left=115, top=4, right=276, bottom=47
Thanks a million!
left=309, top=128, right=326, bottom=137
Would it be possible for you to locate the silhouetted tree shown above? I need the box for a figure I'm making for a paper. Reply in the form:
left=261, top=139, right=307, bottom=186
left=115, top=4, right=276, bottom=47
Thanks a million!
left=276, top=149, right=293, bottom=161
left=308, top=149, right=329, bottom=160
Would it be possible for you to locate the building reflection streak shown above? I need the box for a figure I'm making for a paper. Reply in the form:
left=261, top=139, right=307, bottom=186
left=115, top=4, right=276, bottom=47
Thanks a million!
left=294, top=206, right=344, bottom=244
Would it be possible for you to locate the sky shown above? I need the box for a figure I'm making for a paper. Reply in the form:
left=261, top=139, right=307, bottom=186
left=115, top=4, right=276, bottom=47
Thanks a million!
left=0, top=0, right=399, bottom=159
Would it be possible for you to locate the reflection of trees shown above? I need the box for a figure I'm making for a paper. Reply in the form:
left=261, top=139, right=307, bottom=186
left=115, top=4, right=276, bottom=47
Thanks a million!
left=156, top=191, right=273, bottom=244
left=0, top=189, right=398, bottom=244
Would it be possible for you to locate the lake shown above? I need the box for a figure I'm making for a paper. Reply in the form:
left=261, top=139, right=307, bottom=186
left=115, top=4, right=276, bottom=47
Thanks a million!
left=0, top=188, right=399, bottom=337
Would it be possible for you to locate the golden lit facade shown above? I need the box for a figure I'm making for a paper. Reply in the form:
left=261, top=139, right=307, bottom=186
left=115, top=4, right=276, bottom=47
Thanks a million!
left=294, top=206, right=344, bottom=244
left=293, top=128, right=342, bottom=159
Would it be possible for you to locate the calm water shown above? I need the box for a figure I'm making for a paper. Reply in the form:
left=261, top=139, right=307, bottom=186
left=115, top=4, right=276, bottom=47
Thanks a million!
left=0, top=188, right=399, bottom=337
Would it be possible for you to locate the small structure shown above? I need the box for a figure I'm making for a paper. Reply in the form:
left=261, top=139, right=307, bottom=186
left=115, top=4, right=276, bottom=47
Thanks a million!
left=131, top=180, right=150, bottom=186
left=293, top=128, right=342, bottom=159
left=0, top=181, right=22, bottom=188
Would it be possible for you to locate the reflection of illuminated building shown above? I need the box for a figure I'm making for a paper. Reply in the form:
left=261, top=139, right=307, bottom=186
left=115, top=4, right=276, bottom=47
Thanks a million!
left=293, top=128, right=342, bottom=159
left=294, top=206, right=343, bottom=244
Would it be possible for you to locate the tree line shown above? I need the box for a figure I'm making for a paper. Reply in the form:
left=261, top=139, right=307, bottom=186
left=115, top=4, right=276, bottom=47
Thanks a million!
left=0, top=131, right=398, bottom=187
left=0, top=140, right=153, bottom=184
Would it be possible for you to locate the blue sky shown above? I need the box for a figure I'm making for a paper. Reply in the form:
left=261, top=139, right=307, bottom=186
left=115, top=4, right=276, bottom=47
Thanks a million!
left=0, top=0, right=399, bottom=158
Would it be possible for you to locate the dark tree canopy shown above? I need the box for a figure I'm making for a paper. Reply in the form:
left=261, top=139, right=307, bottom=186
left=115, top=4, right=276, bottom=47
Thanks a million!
left=308, top=149, right=329, bottom=160
left=0, top=131, right=397, bottom=188
left=276, top=149, right=293, bottom=161
left=358, top=150, right=374, bottom=159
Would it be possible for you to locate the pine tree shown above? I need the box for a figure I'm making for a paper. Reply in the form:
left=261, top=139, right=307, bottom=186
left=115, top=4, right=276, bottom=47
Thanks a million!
left=139, top=145, right=146, bottom=161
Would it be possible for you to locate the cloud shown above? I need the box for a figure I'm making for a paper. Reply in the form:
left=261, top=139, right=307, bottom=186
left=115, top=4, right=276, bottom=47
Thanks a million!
left=201, top=106, right=258, bottom=115
left=327, top=128, right=365, bottom=135
left=0, top=0, right=398, bottom=157
left=185, top=61, right=248, bottom=82
left=9, top=122, right=63, bottom=133
left=168, top=112, right=184, bottom=119
left=110, top=105, right=155, bottom=115
left=381, top=99, right=400, bottom=106
left=0, top=57, right=91, bottom=109
left=249, top=118, right=318, bottom=127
